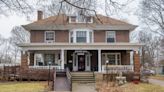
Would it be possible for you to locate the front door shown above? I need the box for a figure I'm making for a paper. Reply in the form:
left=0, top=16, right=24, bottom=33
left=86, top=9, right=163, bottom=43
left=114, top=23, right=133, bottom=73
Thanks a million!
left=78, top=55, right=85, bottom=71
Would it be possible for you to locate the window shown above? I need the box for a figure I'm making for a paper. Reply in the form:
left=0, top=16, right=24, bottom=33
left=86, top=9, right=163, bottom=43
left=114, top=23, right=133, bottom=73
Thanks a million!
left=70, top=16, right=76, bottom=23
left=69, top=29, right=93, bottom=43
left=89, top=31, right=93, bottom=43
left=107, top=54, right=116, bottom=65
left=70, top=31, right=74, bottom=43
left=106, top=31, right=116, bottom=43
left=86, top=16, right=92, bottom=23
left=76, top=31, right=87, bottom=43
left=44, top=54, right=55, bottom=65
left=36, top=54, right=43, bottom=66
left=69, top=16, right=93, bottom=23
left=45, top=31, right=55, bottom=42
left=103, top=53, right=121, bottom=65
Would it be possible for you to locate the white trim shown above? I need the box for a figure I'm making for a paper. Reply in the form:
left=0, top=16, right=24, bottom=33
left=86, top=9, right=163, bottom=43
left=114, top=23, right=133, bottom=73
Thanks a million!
left=69, top=16, right=93, bottom=23
left=106, top=31, right=116, bottom=43
left=98, top=49, right=102, bottom=72
left=44, top=31, right=55, bottom=43
left=102, top=53, right=121, bottom=65
left=61, top=49, right=64, bottom=69
left=19, top=43, right=142, bottom=51
left=69, top=29, right=93, bottom=43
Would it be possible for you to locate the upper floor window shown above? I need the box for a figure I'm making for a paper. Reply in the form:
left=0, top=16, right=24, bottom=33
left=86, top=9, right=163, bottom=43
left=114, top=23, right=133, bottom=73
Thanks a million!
left=45, top=31, right=55, bottom=43
left=106, top=31, right=116, bottom=43
left=76, top=31, right=87, bottom=43
left=69, top=29, right=93, bottom=43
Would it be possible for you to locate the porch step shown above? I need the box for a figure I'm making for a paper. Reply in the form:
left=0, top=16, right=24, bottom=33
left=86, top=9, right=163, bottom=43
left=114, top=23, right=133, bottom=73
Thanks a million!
left=71, top=72, right=95, bottom=83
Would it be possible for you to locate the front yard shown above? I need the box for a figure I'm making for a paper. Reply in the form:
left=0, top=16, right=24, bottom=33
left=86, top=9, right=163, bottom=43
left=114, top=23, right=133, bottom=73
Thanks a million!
left=150, top=75, right=164, bottom=81
left=96, top=81, right=164, bottom=92
left=0, top=81, right=49, bottom=92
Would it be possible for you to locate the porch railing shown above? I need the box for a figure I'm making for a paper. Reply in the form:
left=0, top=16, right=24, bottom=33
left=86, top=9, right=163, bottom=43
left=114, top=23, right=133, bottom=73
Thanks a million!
left=29, top=65, right=61, bottom=70
left=102, top=65, right=134, bottom=73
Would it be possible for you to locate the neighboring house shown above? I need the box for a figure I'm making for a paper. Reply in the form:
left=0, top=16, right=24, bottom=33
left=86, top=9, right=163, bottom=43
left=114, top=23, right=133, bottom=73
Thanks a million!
left=18, top=11, right=142, bottom=77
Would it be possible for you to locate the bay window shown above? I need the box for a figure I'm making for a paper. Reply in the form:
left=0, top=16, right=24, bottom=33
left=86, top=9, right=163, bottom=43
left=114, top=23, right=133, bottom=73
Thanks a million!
left=69, top=29, right=93, bottom=43
left=76, top=31, right=87, bottom=43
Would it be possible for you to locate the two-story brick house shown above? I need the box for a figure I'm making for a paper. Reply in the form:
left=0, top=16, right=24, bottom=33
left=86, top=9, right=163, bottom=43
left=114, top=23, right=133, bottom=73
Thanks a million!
left=18, top=11, right=142, bottom=76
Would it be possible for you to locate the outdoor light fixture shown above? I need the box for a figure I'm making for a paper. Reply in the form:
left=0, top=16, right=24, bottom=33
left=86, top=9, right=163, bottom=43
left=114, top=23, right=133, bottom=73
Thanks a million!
left=48, top=61, right=52, bottom=85
left=106, top=60, right=109, bottom=84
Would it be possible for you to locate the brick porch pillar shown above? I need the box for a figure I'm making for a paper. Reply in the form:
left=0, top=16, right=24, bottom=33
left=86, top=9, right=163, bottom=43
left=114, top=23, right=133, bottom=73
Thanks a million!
left=20, top=51, right=29, bottom=74
left=134, top=51, right=140, bottom=74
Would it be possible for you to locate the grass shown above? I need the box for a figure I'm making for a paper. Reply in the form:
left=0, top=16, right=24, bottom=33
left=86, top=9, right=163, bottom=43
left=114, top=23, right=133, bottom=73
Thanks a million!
left=150, top=75, right=164, bottom=81
left=96, top=81, right=164, bottom=92
left=121, top=83, right=164, bottom=92
left=0, top=81, right=49, bottom=92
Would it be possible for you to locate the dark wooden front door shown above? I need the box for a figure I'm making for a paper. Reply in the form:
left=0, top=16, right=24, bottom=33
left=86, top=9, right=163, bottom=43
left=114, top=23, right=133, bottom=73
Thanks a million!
left=78, top=55, right=85, bottom=71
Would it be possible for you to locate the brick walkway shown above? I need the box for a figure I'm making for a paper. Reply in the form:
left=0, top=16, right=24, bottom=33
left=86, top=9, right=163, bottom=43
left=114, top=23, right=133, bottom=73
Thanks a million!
left=54, top=77, right=70, bottom=91
left=149, top=78, right=164, bottom=87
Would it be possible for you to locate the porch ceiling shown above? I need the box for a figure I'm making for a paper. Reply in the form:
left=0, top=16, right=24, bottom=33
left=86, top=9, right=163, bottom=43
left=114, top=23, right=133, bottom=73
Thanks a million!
left=18, top=42, right=143, bottom=51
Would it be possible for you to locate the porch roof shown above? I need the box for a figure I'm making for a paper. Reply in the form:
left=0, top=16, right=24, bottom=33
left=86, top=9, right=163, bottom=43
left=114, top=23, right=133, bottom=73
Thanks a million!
left=18, top=42, right=143, bottom=51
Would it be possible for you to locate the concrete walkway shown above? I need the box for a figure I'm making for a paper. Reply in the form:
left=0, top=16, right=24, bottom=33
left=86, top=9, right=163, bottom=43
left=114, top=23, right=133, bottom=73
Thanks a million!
left=54, top=77, right=70, bottom=91
left=148, top=78, right=164, bottom=87
left=72, top=83, right=97, bottom=92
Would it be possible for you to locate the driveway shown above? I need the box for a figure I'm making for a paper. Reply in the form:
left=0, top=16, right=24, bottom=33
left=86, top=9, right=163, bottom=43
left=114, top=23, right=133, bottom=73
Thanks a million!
left=148, top=78, right=164, bottom=87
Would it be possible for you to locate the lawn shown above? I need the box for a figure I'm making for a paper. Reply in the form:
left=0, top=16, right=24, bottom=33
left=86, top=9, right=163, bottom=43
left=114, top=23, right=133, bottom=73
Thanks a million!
left=150, top=75, right=164, bottom=81
left=96, top=81, right=164, bottom=92
left=0, top=81, right=49, bottom=92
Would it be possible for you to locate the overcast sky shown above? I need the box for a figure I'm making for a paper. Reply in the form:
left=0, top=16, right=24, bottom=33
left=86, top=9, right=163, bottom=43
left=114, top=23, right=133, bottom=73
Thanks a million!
left=0, top=0, right=140, bottom=38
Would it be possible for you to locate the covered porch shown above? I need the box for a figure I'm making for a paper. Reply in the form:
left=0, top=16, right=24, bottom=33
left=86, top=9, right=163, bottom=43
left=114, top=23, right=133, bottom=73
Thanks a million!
left=19, top=43, right=142, bottom=73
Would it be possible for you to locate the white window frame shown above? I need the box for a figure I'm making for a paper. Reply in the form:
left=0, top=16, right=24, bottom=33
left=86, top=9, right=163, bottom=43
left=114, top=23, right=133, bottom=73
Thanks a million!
left=69, top=29, right=94, bottom=43
left=102, top=53, right=121, bottom=65
left=44, top=31, right=55, bottom=43
left=106, top=31, right=116, bottom=43
left=69, top=16, right=93, bottom=23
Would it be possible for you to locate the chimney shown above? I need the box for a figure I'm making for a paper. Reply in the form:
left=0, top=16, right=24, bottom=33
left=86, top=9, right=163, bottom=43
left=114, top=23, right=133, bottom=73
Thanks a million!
left=37, top=10, right=43, bottom=20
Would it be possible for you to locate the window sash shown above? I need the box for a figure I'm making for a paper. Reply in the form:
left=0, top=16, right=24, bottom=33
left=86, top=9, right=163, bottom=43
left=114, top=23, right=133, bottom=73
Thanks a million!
left=45, top=31, right=54, bottom=41
left=106, top=31, right=116, bottom=43
left=76, top=31, right=87, bottom=43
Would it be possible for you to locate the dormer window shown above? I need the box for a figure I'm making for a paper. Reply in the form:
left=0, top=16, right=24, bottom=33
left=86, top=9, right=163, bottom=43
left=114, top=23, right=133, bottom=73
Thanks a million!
left=69, top=16, right=93, bottom=23
left=70, top=16, right=76, bottom=23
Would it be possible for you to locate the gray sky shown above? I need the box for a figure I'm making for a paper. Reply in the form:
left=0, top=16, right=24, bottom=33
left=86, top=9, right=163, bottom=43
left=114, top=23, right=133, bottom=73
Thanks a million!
left=0, top=0, right=140, bottom=38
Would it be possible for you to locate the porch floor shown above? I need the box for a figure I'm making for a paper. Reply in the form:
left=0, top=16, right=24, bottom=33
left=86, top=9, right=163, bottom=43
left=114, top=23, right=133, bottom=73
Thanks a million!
left=54, top=77, right=70, bottom=91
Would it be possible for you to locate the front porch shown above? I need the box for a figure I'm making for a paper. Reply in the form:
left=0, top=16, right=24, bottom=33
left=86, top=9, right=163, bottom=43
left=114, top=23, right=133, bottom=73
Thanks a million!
left=24, top=50, right=138, bottom=73
left=19, top=43, right=142, bottom=74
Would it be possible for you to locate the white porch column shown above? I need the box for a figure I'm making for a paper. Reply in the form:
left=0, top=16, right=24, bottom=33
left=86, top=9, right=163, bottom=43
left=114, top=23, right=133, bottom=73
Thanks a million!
left=98, top=49, right=102, bottom=72
left=61, top=49, right=64, bottom=69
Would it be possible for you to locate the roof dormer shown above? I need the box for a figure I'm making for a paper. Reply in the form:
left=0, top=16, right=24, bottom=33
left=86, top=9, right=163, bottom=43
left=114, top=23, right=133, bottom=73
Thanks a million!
left=69, top=10, right=93, bottom=23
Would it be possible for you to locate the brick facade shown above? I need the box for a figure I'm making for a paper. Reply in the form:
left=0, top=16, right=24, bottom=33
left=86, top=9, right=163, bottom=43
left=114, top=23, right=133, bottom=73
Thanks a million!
left=20, top=51, right=29, bottom=74
left=134, top=51, right=140, bottom=73
left=30, top=30, right=129, bottom=43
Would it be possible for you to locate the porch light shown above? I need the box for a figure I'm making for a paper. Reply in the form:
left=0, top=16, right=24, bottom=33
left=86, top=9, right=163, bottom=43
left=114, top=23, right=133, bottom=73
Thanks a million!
left=106, top=60, right=109, bottom=64
left=48, top=61, right=52, bottom=85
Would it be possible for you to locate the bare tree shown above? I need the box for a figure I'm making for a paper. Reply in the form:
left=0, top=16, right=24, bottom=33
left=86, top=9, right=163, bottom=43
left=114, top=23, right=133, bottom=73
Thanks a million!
left=10, top=26, right=30, bottom=63
left=140, top=0, right=164, bottom=36
left=0, top=0, right=134, bottom=18
left=138, top=30, right=160, bottom=68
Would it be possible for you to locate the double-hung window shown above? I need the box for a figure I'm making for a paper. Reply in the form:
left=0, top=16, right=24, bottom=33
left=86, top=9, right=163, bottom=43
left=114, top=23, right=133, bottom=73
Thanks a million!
left=76, top=31, right=87, bottom=43
left=45, top=31, right=55, bottom=42
left=106, top=31, right=116, bottom=43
